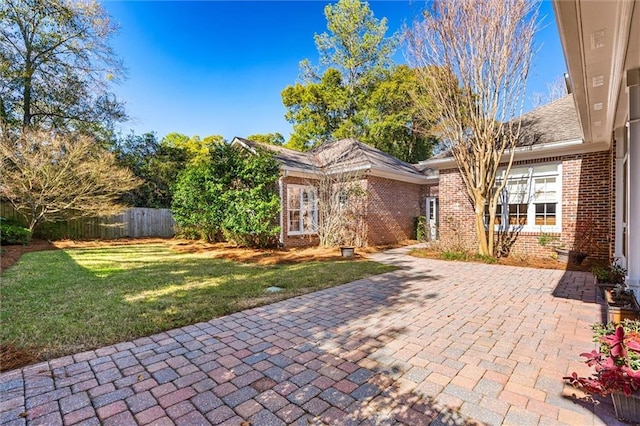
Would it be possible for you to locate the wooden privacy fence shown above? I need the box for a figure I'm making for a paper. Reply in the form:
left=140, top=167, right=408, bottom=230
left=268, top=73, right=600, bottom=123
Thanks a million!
left=0, top=204, right=176, bottom=240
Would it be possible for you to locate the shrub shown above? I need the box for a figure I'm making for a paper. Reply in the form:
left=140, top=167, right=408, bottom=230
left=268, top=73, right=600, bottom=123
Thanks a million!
left=171, top=144, right=281, bottom=248
left=0, top=218, right=31, bottom=245
left=414, top=216, right=428, bottom=241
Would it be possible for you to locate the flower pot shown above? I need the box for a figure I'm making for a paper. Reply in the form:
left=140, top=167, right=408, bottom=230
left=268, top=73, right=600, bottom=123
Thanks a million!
left=555, top=248, right=588, bottom=265
left=612, top=392, right=640, bottom=423
left=340, top=247, right=354, bottom=258
left=605, top=288, right=640, bottom=324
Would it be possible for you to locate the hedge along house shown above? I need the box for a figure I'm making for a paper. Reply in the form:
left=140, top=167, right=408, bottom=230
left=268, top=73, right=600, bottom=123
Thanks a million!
left=231, top=137, right=436, bottom=247
left=418, top=94, right=614, bottom=261
left=552, top=1, right=640, bottom=289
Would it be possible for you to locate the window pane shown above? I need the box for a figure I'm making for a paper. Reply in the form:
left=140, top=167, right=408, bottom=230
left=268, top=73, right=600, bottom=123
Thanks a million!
left=289, top=211, right=300, bottom=232
left=508, top=204, right=528, bottom=225
left=507, top=178, right=529, bottom=203
left=534, top=164, right=558, bottom=174
left=288, top=190, right=300, bottom=209
left=535, top=203, right=556, bottom=225
left=301, top=210, right=313, bottom=231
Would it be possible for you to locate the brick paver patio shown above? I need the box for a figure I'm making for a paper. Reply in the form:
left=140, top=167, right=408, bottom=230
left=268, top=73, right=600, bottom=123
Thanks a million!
left=0, top=247, right=626, bottom=425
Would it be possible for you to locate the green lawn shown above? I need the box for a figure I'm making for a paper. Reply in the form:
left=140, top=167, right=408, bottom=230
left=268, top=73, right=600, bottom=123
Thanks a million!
left=1, top=244, right=394, bottom=361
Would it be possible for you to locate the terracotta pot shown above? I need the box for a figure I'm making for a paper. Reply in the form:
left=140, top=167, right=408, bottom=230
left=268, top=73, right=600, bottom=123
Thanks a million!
left=555, top=248, right=588, bottom=265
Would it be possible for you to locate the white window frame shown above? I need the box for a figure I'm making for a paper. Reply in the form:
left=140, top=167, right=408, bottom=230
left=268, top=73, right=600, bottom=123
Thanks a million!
left=493, top=163, right=562, bottom=233
left=287, top=185, right=318, bottom=236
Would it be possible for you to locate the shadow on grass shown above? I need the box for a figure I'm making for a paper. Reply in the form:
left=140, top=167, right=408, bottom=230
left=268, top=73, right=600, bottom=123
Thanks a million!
left=0, top=245, right=481, bottom=425
left=0, top=245, right=396, bottom=369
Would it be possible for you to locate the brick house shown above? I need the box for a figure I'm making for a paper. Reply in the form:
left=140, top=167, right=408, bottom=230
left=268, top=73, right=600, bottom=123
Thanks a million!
left=231, top=137, right=434, bottom=247
left=418, top=95, right=613, bottom=261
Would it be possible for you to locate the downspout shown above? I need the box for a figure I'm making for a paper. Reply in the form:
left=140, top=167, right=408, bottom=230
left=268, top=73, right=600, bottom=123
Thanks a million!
left=278, top=172, right=286, bottom=246
left=627, top=69, right=640, bottom=294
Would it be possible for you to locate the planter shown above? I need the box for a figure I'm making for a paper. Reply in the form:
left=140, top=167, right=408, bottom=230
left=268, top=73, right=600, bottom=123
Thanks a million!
left=597, top=281, right=618, bottom=300
left=612, top=392, right=640, bottom=423
left=340, top=247, right=354, bottom=258
left=555, top=248, right=588, bottom=265
left=605, top=288, right=640, bottom=324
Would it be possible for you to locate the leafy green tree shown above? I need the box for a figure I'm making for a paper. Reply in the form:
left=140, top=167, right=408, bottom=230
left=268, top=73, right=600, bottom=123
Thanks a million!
left=0, top=0, right=125, bottom=132
left=282, top=68, right=347, bottom=150
left=247, top=132, right=285, bottom=146
left=281, top=0, right=436, bottom=161
left=161, top=132, right=225, bottom=164
left=114, top=132, right=189, bottom=208
left=283, top=0, right=396, bottom=150
left=171, top=144, right=281, bottom=247
left=361, top=65, right=437, bottom=163
left=310, top=0, right=396, bottom=102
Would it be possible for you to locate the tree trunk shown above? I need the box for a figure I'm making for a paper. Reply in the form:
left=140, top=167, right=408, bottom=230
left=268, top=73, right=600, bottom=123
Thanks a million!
left=475, top=207, right=489, bottom=255
left=22, top=68, right=33, bottom=128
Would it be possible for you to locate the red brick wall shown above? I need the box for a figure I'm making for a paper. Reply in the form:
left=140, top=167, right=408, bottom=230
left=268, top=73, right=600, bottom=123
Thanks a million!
left=436, top=150, right=612, bottom=259
left=437, top=169, right=477, bottom=251
left=365, top=176, right=424, bottom=245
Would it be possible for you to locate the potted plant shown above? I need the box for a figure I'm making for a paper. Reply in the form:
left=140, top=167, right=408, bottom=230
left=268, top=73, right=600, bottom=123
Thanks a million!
left=565, top=323, right=640, bottom=422
left=592, top=261, right=627, bottom=298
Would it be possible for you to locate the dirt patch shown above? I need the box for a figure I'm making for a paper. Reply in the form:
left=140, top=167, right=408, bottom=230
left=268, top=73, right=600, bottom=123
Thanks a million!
left=1, top=240, right=58, bottom=272
left=0, top=344, right=41, bottom=373
left=1, top=238, right=172, bottom=273
left=168, top=240, right=392, bottom=265
left=1, top=237, right=400, bottom=273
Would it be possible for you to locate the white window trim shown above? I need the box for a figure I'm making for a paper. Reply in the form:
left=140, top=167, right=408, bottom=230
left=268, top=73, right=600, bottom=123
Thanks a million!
left=287, top=184, right=318, bottom=236
left=494, top=162, right=563, bottom=233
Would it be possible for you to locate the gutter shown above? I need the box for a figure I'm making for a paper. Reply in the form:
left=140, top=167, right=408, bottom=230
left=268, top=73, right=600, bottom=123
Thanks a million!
left=419, top=138, right=609, bottom=170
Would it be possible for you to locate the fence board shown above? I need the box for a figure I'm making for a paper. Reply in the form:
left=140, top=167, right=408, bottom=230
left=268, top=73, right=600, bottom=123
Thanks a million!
left=0, top=203, right=175, bottom=240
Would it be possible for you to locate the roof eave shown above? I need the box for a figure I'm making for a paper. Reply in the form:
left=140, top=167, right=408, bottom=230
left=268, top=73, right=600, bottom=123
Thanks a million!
left=419, top=138, right=608, bottom=170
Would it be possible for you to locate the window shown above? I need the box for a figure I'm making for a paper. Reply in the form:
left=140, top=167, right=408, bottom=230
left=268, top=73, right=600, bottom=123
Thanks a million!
left=492, top=163, right=561, bottom=232
left=287, top=185, right=317, bottom=235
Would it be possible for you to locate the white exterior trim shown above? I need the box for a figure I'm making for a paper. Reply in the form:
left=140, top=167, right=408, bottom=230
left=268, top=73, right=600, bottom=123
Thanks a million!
left=614, top=126, right=627, bottom=267
left=419, top=138, right=608, bottom=170
left=493, top=162, right=563, bottom=234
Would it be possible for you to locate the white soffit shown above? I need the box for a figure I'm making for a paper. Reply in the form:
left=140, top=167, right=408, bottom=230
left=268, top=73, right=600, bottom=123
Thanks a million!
left=553, top=0, right=638, bottom=143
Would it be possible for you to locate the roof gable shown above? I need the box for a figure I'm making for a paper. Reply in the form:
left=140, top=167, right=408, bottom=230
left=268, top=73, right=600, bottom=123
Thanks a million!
left=231, top=137, right=427, bottom=182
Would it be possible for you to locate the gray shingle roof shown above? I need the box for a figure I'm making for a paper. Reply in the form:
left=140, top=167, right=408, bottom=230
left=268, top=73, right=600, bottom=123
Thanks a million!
left=234, top=137, right=316, bottom=172
left=517, top=94, right=583, bottom=146
left=233, top=137, right=425, bottom=179
left=420, top=94, right=583, bottom=162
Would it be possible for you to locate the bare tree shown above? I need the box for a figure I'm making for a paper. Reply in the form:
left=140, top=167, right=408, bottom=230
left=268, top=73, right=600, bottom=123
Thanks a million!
left=406, top=0, right=538, bottom=256
left=531, top=75, right=568, bottom=108
left=310, top=153, right=368, bottom=247
left=0, top=130, right=139, bottom=231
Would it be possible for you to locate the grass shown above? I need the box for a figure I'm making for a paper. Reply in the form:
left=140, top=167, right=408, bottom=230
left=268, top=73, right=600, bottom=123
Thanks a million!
left=1, top=243, right=394, bottom=362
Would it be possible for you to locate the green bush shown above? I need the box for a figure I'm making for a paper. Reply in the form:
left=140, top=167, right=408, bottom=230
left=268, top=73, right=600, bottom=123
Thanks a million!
left=172, top=144, right=281, bottom=248
left=414, top=216, right=427, bottom=241
left=0, top=218, right=31, bottom=245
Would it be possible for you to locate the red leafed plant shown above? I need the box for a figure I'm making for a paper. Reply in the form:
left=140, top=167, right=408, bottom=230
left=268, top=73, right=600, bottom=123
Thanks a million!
left=565, top=326, right=640, bottom=396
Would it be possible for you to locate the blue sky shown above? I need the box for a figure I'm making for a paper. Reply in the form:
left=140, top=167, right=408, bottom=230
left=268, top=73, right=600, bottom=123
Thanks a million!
left=103, top=1, right=567, bottom=142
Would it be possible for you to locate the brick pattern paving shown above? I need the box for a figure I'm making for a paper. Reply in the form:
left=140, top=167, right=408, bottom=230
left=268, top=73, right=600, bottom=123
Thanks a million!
left=0, top=247, right=626, bottom=425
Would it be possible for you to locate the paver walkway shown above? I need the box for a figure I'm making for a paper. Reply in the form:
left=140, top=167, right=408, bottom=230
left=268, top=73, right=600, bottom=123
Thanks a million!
left=0, top=246, right=624, bottom=425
